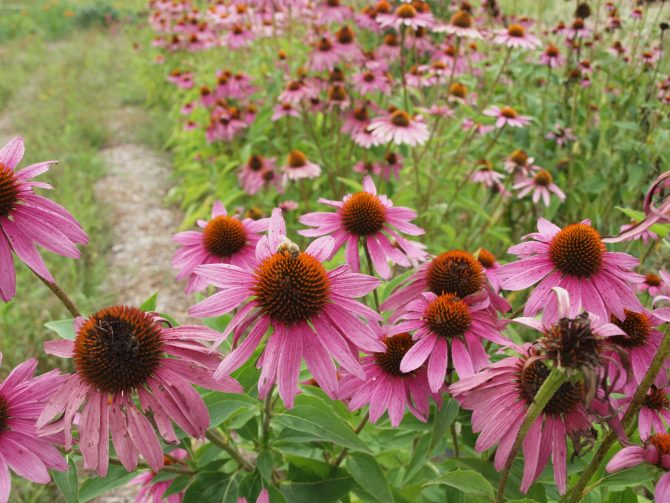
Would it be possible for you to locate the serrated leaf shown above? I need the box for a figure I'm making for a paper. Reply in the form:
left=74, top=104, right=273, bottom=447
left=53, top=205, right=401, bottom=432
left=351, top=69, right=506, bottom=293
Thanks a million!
left=347, top=452, right=395, bottom=503
left=275, top=395, right=369, bottom=452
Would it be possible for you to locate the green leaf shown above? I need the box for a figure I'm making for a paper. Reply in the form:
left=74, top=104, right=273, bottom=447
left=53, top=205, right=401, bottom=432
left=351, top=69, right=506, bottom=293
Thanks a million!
left=164, top=475, right=191, bottom=498
left=605, top=488, right=638, bottom=503
left=426, top=469, right=495, bottom=499
left=598, top=465, right=651, bottom=490
left=336, top=177, right=364, bottom=193
left=431, top=399, right=459, bottom=449
left=53, top=457, right=78, bottom=503
left=281, top=475, right=355, bottom=503
left=204, top=392, right=257, bottom=428
left=139, top=292, right=158, bottom=312
left=403, top=434, right=431, bottom=484
left=256, top=449, right=273, bottom=483
left=45, top=319, right=75, bottom=340
left=79, top=465, right=139, bottom=502
left=347, top=452, right=395, bottom=503
left=275, top=395, right=369, bottom=452
left=183, top=472, right=233, bottom=503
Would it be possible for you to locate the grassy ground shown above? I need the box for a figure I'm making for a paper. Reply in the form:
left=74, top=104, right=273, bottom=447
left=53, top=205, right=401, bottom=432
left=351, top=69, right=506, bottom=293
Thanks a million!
left=0, top=3, right=156, bottom=372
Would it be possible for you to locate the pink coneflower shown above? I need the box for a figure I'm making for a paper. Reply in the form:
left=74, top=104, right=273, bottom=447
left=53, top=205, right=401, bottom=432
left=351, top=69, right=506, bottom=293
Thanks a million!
left=189, top=209, right=384, bottom=407
left=315, top=0, right=352, bottom=24
left=497, top=218, right=643, bottom=321
left=618, top=386, right=670, bottom=440
left=381, top=151, right=404, bottom=181
left=333, top=25, right=363, bottom=61
left=352, top=69, right=392, bottom=95
left=0, top=354, right=67, bottom=503
left=484, top=106, right=532, bottom=128
left=546, top=124, right=576, bottom=146
left=309, top=37, right=341, bottom=72
left=338, top=332, right=440, bottom=427
left=607, top=309, right=670, bottom=392
left=238, top=155, right=278, bottom=195
left=38, top=306, right=242, bottom=476
left=172, top=201, right=269, bottom=293
left=282, top=150, right=321, bottom=181
left=272, top=102, right=300, bottom=122
left=341, top=104, right=372, bottom=136
left=382, top=250, right=511, bottom=316
left=493, top=24, right=540, bottom=49
left=377, top=3, right=434, bottom=30
left=368, top=110, right=430, bottom=147
left=447, top=82, right=476, bottom=106
left=606, top=434, right=670, bottom=501
left=278, top=80, right=318, bottom=105
left=461, top=118, right=494, bottom=135
left=437, top=9, right=482, bottom=38
left=619, top=222, right=659, bottom=246
left=451, top=342, right=607, bottom=494
left=353, top=161, right=382, bottom=177
left=565, top=18, right=591, bottom=39
left=0, top=136, right=88, bottom=302
left=299, top=176, right=426, bottom=279
left=504, top=149, right=535, bottom=176
left=353, top=127, right=385, bottom=149
left=513, top=170, right=566, bottom=207
left=226, top=24, right=254, bottom=48
left=638, top=271, right=670, bottom=297
left=540, top=43, right=565, bottom=67
left=476, top=248, right=502, bottom=293
left=471, top=160, right=505, bottom=188
left=376, top=32, right=401, bottom=60
left=131, top=448, right=188, bottom=502
left=390, top=290, right=507, bottom=391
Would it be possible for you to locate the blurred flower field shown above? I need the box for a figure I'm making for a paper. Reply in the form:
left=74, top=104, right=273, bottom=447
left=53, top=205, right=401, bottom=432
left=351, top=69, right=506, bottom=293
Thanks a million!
left=2, top=0, right=670, bottom=502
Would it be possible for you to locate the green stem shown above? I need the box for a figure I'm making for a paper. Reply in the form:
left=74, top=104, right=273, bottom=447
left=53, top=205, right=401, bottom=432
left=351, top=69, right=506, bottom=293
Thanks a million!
left=109, top=457, right=195, bottom=475
left=334, top=413, right=369, bottom=467
left=32, top=269, right=81, bottom=318
left=496, top=368, right=568, bottom=503
left=362, top=241, right=381, bottom=310
left=564, top=328, right=670, bottom=502
left=206, top=430, right=254, bottom=472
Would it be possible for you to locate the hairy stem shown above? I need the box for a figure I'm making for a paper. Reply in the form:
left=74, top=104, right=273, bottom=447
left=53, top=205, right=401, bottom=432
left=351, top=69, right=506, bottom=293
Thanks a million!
left=565, top=328, right=670, bottom=502
left=206, top=430, right=254, bottom=472
left=33, top=269, right=81, bottom=318
left=496, top=367, right=568, bottom=503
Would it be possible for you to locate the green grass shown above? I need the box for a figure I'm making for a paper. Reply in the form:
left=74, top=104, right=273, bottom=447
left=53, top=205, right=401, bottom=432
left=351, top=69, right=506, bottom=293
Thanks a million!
left=0, top=6, right=156, bottom=375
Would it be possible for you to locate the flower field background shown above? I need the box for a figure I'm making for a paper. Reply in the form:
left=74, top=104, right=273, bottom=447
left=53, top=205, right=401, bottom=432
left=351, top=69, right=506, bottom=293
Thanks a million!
left=2, top=0, right=670, bottom=502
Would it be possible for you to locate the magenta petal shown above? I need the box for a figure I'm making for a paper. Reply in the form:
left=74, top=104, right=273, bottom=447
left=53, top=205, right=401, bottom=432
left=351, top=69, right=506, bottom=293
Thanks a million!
left=110, top=397, right=139, bottom=471
left=127, top=404, right=163, bottom=472
left=427, top=338, right=448, bottom=392
left=0, top=232, right=15, bottom=302
left=276, top=325, right=303, bottom=409
left=0, top=136, right=24, bottom=170
left=44, top=339, right=75, bottom=358
left=0, top=436, right=50, bottom=483
left=400, top=335, right=436, bottom=373
left=0, top=454, right=10, bottom=503
left=656, top=472, right=670, bottom=502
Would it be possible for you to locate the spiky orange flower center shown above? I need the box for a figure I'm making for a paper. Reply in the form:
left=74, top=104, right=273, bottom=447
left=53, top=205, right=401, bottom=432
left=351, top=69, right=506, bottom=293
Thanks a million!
left=545, top=44, right=560, bottom=57
left=508, top=24, right=526, bottom=37
left=650, top=433, right=670, bottom=456
left=396, top=4, right=417, bottom=18
left=534, top=170, right=553, bottom=186
left=425, top=294, right=472, bottom=338
left=327, top=0, right=340, bottom=6
left=336, top=26, right=354, bottom=44
left=451, top=10, right=473, bottom=28
left=248, top=155, right=264, bottom=172
left=644, top=386, right=670, bottom=411
left=384, top=33, right=399, bottom=46
left=287, top=80, right=302, bottom=91
left=341, top=192, right=386, bottom=236
left=318, top=38, right=333, bottom=52
left=426, top=251, right=483, bottom=298
left=363, top=72, right=376, bottom=82
left=0, top=395, right=10, bottom=432
left=549, top=223, right=604, bottom=278
left=646, top=273, right=662, bottom=287
left=477, top=248, right=496, bottom=269
left=518, top=360, right=583, bottom=416
left=510, top=149, right=529, bottom=166
left=449, top=82, right=468, bottom=98
left=288, top=150, right=307, bottom=168
left=354, top=106, right=369, bottom=121
left=74, top=306, right=164, bottom=394
left=611, top=310, right=651, bottom=348
left=254, top=250, right=330, bottom=325
left=375, top=333, right=414, bottom=376
left=203, top=216, right=247, bottom=258
left=328, top=84, right=347, bottom=102
left=0, top=163, right=19, bottom=217
left=390, top=110, right=411, bottom=127
left=500, top=106, right=518, bottom=119
left=376, top=0, right=391, bottom=14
